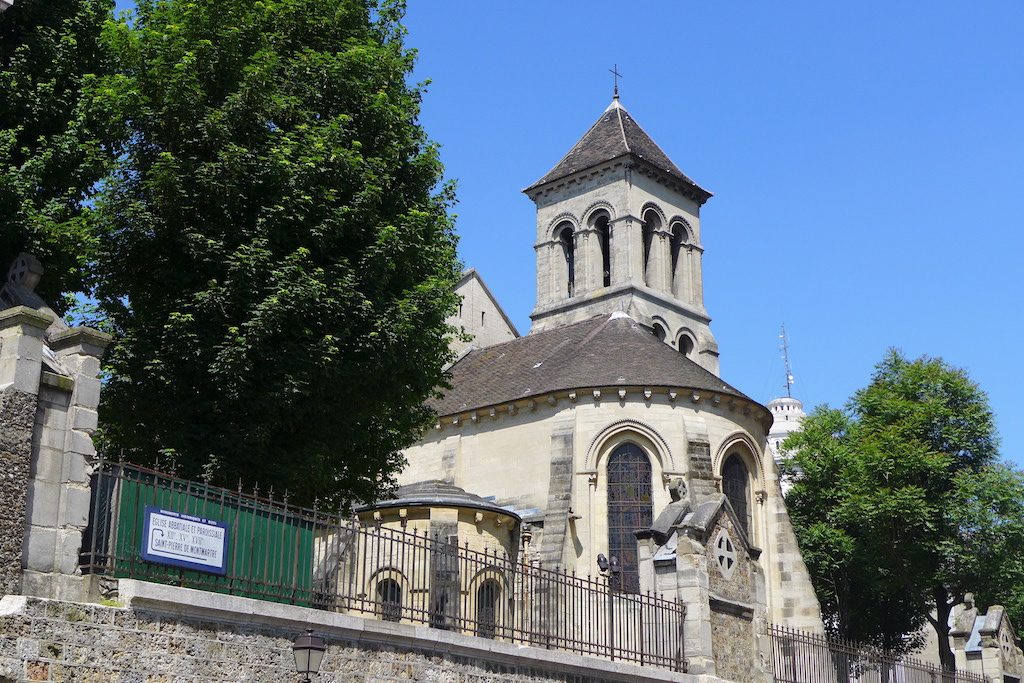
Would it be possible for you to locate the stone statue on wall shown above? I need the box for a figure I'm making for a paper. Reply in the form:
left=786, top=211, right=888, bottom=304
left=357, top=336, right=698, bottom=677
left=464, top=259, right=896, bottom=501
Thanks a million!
left=0, top=252, right=68, bottom=337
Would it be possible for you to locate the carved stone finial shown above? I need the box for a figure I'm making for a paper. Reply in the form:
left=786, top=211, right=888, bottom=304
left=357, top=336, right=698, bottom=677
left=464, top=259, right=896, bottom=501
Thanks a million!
left=7, top=253, right=43, bottom=291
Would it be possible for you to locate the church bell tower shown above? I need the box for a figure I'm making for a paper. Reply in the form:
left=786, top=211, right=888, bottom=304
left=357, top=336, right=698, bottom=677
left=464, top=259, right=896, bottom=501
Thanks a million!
left=523, top=97, right=720, bottom=375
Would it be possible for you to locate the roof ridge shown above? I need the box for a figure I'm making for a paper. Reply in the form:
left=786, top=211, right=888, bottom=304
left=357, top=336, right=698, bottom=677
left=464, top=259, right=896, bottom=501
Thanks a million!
left=450, top=314, right=606, bottom=368
left=615, top=105, right=630, bottom=153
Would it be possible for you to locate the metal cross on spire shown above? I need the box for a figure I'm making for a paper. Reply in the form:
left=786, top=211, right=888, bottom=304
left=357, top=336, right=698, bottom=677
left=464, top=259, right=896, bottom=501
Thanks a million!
left=609, top=64, right=622, bottom=100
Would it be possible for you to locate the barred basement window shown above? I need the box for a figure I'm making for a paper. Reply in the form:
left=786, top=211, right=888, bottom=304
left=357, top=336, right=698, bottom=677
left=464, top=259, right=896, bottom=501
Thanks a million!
left=475, top=579, right=501, bottom=638
left=606, top=443, right=653, bottom=593
left=376, top=578, right=402, bottom=622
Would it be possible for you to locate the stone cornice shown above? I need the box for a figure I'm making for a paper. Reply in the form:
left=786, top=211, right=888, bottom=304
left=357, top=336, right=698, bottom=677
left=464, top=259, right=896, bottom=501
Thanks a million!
left=524, top=154, right=712, bottom=207
left=530, top=282, right=711, bottom=325
left=0, top=305, right=52, bottom=332
left=523, top=159, right=625, bottom=202
left=49, top=326, right=113, bottom=355
left=432, top=385, right=772, bottom=434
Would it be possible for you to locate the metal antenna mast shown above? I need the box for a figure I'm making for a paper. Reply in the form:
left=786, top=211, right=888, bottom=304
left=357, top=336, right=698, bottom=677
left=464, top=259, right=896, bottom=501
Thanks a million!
left=780, top=323, right=794, bottom=398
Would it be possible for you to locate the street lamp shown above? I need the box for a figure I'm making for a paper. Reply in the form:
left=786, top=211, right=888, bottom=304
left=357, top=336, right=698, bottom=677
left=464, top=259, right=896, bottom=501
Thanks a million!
left=292, top=629, right=326, bottom=682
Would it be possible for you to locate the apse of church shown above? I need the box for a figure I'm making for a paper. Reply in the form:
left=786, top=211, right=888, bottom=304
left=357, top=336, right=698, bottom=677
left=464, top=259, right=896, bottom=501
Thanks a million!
left=397, top=95, right=825, bottom=676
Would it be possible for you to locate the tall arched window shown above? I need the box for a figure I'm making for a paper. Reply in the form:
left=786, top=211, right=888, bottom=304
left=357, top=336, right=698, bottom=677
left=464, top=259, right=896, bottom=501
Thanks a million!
left=375, top=578, right=402, bottom=622
left=592, top=212, right=611, bottom=287
left=642, top=210, right=661, bottom=285
left=557, top=224, right=575, bottom=297
left=475, top=579, right=501, bottom=638
left=670, top=221, right=689, bottom=275
left=722, top=454, right=751, bottom=537
left=606, top=443, right=653, bottom=593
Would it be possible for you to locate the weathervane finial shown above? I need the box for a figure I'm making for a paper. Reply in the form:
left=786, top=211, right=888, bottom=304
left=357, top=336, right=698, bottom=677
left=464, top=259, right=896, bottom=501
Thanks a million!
left=609, top=64, right=622, bottom=100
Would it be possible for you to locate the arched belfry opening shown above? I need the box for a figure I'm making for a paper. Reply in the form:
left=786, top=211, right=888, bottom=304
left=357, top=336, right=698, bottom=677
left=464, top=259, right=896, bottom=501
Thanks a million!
left=590, top=211, right=612, bottom=287
left=670, top=220, right=693, bottom=302
left=606, top=443, right=653, bottom=593
left=670, top=221, right=688, bottom=268
left=524, top=98, right=720, bottom=376
left=641, top=209, right=661, bottom=287
left=556, top=223, right=575, bottom=297
left=678, top=333, right=695, bottom=357
left=722, top=453, right=751, bottom=537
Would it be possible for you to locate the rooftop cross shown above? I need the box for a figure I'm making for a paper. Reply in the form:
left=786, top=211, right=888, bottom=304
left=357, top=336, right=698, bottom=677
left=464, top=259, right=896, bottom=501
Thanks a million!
left=609, top=64, right=622, bottom=100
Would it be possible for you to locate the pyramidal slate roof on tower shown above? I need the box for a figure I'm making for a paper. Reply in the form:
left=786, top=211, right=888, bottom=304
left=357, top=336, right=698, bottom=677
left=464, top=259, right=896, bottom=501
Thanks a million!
left=430, top=313, right=752, bottom=417
left=525, top=99, right=711, bottom=198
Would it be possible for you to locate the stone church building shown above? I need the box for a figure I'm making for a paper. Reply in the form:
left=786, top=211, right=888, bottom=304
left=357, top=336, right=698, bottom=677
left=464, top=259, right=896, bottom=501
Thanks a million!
left=399, top=96, right=825, bottom=675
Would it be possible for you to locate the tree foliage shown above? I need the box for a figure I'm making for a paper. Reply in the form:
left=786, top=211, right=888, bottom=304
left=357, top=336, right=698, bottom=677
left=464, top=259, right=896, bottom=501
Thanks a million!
left=783, top=350, right=1024, bottom=668
left=0, top=0, right=113, bottom=309
left=93, top=0, right=461, bottom=506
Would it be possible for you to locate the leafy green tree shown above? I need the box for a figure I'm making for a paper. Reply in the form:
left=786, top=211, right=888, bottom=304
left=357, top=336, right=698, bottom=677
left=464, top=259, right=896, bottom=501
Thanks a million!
left=0, top=0, right=114, bottom=309
left=783, top=350, right=1024, bottom=670
left=93, top=0, right=461, bottom=506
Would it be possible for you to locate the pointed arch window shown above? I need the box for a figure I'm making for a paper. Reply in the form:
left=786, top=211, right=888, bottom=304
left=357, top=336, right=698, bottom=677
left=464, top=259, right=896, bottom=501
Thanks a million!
left=606, top=443, right=653, bottom=593
left=722, top=454, right=751, bottom=537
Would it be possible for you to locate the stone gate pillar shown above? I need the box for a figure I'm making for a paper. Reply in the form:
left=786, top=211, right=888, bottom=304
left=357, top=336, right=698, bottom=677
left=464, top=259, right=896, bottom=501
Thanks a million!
left=0, top=306, right=50, bottom=596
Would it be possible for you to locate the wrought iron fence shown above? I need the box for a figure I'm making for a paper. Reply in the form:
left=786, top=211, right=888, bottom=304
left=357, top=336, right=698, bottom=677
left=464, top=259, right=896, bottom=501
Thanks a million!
left=82, top=459, right=686, bottom=671
left=770, top=625, right=988, bottom=683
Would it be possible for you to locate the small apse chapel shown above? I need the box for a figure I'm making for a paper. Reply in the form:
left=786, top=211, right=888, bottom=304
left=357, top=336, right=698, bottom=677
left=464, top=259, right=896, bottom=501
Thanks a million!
left=392, top=95, right=825, bottom=674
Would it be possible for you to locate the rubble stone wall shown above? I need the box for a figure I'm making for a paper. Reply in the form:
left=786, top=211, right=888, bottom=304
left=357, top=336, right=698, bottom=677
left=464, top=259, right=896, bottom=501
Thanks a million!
left=710, top=609, right=756, bottom=683
left=0, top=582, right=713, bottom=683
left=0, top=389, right=36, bottom=597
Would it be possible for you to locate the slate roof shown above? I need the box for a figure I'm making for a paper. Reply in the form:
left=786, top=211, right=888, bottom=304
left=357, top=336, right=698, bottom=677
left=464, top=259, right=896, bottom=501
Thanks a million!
left=357, top=480, right=520, bottom=519
left=526, top=99, right=710, bottom=198
left=431, top=313, right=752, bottom=417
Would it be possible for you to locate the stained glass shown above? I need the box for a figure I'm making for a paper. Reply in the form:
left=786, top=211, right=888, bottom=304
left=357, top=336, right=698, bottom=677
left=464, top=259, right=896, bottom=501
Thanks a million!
left=723, top=455, right=751, bottom=537
left=606, top=443, right=653, bottom=593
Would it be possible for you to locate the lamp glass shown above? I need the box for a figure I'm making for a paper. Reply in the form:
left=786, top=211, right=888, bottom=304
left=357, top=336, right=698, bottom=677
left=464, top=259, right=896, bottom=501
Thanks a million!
left=292, top=630, right=326, bottom=676
left=308, top=647, right=325, bottom=674
left=293, top=646, right=311, bottom=675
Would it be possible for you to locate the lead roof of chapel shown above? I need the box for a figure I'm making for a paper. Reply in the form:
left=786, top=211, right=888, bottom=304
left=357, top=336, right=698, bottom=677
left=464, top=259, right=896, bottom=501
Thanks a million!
left=431, top=313, right=751, bottom=417
left=525, top=99, right=711, bottom=197
left=356, top=480, right=520, bottom=519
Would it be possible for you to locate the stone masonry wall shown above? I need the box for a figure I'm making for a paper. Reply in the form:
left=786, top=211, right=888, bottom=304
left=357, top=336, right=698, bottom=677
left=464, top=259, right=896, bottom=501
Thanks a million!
left=0, top=583, right=712, bottom=683
left=687, top=440, right=716, bottom=501
left=710, top=610, right=756, bottom=683
left=0, top=388, right=36, bottom=597
left=707, top=516, right=754, bottom=605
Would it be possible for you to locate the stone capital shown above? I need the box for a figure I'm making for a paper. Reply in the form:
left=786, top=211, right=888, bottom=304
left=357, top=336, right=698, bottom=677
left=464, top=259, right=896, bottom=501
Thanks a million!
left=0, top=306, right=52, bottom=334
left=49, top=326, right=113, bottom=359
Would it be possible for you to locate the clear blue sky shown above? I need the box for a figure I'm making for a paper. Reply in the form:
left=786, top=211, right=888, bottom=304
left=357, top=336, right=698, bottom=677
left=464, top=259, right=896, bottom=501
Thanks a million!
left=111, top=1, right=1023, bottom=465
left=402, top=2, right=1024, bottom=466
